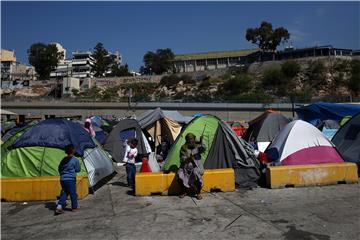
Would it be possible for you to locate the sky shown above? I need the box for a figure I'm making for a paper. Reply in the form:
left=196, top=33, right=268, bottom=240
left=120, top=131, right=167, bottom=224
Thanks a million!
left=1, top=1, right=359, bottom=71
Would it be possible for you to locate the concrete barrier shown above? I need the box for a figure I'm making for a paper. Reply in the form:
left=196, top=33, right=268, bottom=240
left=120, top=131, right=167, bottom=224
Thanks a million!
left=0, top=176, right=89, bottom=201
left=135, top=168, right=235, bottom=196
left=266, top=163, right=358, bottom=189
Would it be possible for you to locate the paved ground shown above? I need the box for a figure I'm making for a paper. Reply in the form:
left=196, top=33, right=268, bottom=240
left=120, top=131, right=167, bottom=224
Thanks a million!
left=1, top=166, right=359, bottom=240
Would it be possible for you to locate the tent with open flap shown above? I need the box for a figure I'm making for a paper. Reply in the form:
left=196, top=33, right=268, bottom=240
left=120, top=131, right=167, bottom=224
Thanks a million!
left=137, top=108, right=190, bottom=148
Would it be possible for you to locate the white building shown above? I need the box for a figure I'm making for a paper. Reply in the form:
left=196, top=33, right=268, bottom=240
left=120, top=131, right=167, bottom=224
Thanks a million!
left=71, top=51, right=95, bottom=79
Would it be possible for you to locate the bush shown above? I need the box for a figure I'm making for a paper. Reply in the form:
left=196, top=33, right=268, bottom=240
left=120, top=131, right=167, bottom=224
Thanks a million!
left=222, top=74, right=253, bottom=95
left=160, top=75, right=181, bottom=87
left=199, top=79, right=211, bottom=89
left=181, top=74, right=196, bottom=84
left=306, top=60, right=327, bottom=89
left=122, top=82, right=158, bottom=101
left=101, top=86, right=120, bottom=101
left=281, top=60, right=301, bottom=79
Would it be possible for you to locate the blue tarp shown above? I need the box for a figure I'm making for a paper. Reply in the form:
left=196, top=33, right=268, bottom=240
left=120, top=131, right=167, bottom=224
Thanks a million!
left=12, top=119, right=96, bottom=156
left=295, top=102, right=360, bottom=125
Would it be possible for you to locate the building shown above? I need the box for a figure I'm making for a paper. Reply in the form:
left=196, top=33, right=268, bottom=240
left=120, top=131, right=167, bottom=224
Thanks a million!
left=1, top=49, right=37, bottom=81
left=71, top=51, right=95, bottom=79
left=276, top=45, right=354, bottom=60
left=105, top=51, right=122, bottom=75
left=51, top=49, right=122, bottom=79
left=50, top=60, right=73, bottom=79
left=172, top=49, right=260, bottom=73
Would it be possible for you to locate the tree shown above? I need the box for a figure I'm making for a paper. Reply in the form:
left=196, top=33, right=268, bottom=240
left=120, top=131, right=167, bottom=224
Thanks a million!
left=246, top=21, right=290, bottom=52
left=143, top=48, right=175, bottom=75
left=93, top=42, right=113, bottom=77
left=28, top=43, right=63, bottom=80
left=109, top=63, right=132, bottom=77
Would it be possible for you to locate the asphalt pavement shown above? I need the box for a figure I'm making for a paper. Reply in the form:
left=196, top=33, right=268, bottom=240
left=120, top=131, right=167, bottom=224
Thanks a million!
left=1, top=166, right=359, bottom=240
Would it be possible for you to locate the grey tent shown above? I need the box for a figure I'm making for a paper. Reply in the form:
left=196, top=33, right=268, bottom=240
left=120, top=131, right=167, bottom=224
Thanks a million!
left=164, top=115, right=260, bottom=187
left=332, top=113, right=360, bottom=171
left=243, top=111, right=290, bottom=152
left=137, top=108, right=189, bottom=148
left=103, top=119, right=150, bottom=163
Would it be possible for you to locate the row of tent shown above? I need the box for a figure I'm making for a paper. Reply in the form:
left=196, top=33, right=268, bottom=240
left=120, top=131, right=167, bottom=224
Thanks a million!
left=1, top=103, right=360, bottom=191
left=0, top=108, right=261, bottom=188
left=243, top=102, right=360, bottom=170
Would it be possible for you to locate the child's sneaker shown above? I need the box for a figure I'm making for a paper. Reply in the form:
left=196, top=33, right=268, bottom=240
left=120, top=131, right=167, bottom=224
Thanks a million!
left=71, top=208, right=80, bottom=212
left=55, top=209, right=64, bottom=215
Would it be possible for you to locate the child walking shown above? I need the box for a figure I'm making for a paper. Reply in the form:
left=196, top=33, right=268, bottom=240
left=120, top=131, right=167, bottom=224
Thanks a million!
left=55, top=144, right=81, bottom=214
left=123, top=138, right=139, bottom=187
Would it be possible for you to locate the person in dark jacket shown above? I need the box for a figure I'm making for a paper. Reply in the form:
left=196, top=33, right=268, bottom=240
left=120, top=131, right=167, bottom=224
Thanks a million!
left=55, top=144, right=81, bottom=214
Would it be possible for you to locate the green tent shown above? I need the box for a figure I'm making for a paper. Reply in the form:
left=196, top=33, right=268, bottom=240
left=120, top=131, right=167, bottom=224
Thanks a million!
left=163, top=115, right=260, bottom=187
left=1, top=120, right=115, bottom=188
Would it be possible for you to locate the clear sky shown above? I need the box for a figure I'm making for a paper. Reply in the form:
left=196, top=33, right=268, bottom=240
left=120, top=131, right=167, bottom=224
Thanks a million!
left=2, top=1, right=359, bottom=71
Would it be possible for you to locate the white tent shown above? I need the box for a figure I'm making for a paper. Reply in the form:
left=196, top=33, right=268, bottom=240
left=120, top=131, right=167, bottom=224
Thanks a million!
left=265, top=120, right=344, bottom=165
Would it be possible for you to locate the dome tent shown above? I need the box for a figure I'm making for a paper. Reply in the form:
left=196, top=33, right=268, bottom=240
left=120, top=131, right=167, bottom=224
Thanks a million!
left=1, top=119, right=115, bottom=188
left=163, top=115, right=260, bottom=187
left=243, top=110, right=290, bottom=152
left=265, top=120, right=344, bottom=165
left=103, top=119, right=151, bottom=163
left=332, top=113, right=360, bottom=170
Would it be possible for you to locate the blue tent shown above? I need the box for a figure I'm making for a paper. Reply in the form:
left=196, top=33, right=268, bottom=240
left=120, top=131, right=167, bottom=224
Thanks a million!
left=295, top=102, right=360, bottom=125
left=12, top=119, right=96, bottom=156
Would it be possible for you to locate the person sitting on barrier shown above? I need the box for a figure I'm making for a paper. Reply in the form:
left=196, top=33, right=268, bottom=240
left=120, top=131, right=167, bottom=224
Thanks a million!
left=55, top=144, right=81, bottom=215
left=177, top=133, right=206, bottom=200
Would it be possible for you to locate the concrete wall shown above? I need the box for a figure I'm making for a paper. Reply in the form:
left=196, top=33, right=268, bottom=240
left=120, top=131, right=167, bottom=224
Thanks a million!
left=2, top=101, right=297, bottom=122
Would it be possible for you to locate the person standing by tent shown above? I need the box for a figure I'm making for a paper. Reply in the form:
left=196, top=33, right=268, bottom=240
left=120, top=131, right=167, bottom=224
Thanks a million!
left=55, top=144, right=81, bottom=214
left=84, top=118, right=96, bottom=137
left=177, top=133, right=206, bottom=200
left=123, top=138, right=139, bottom=187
